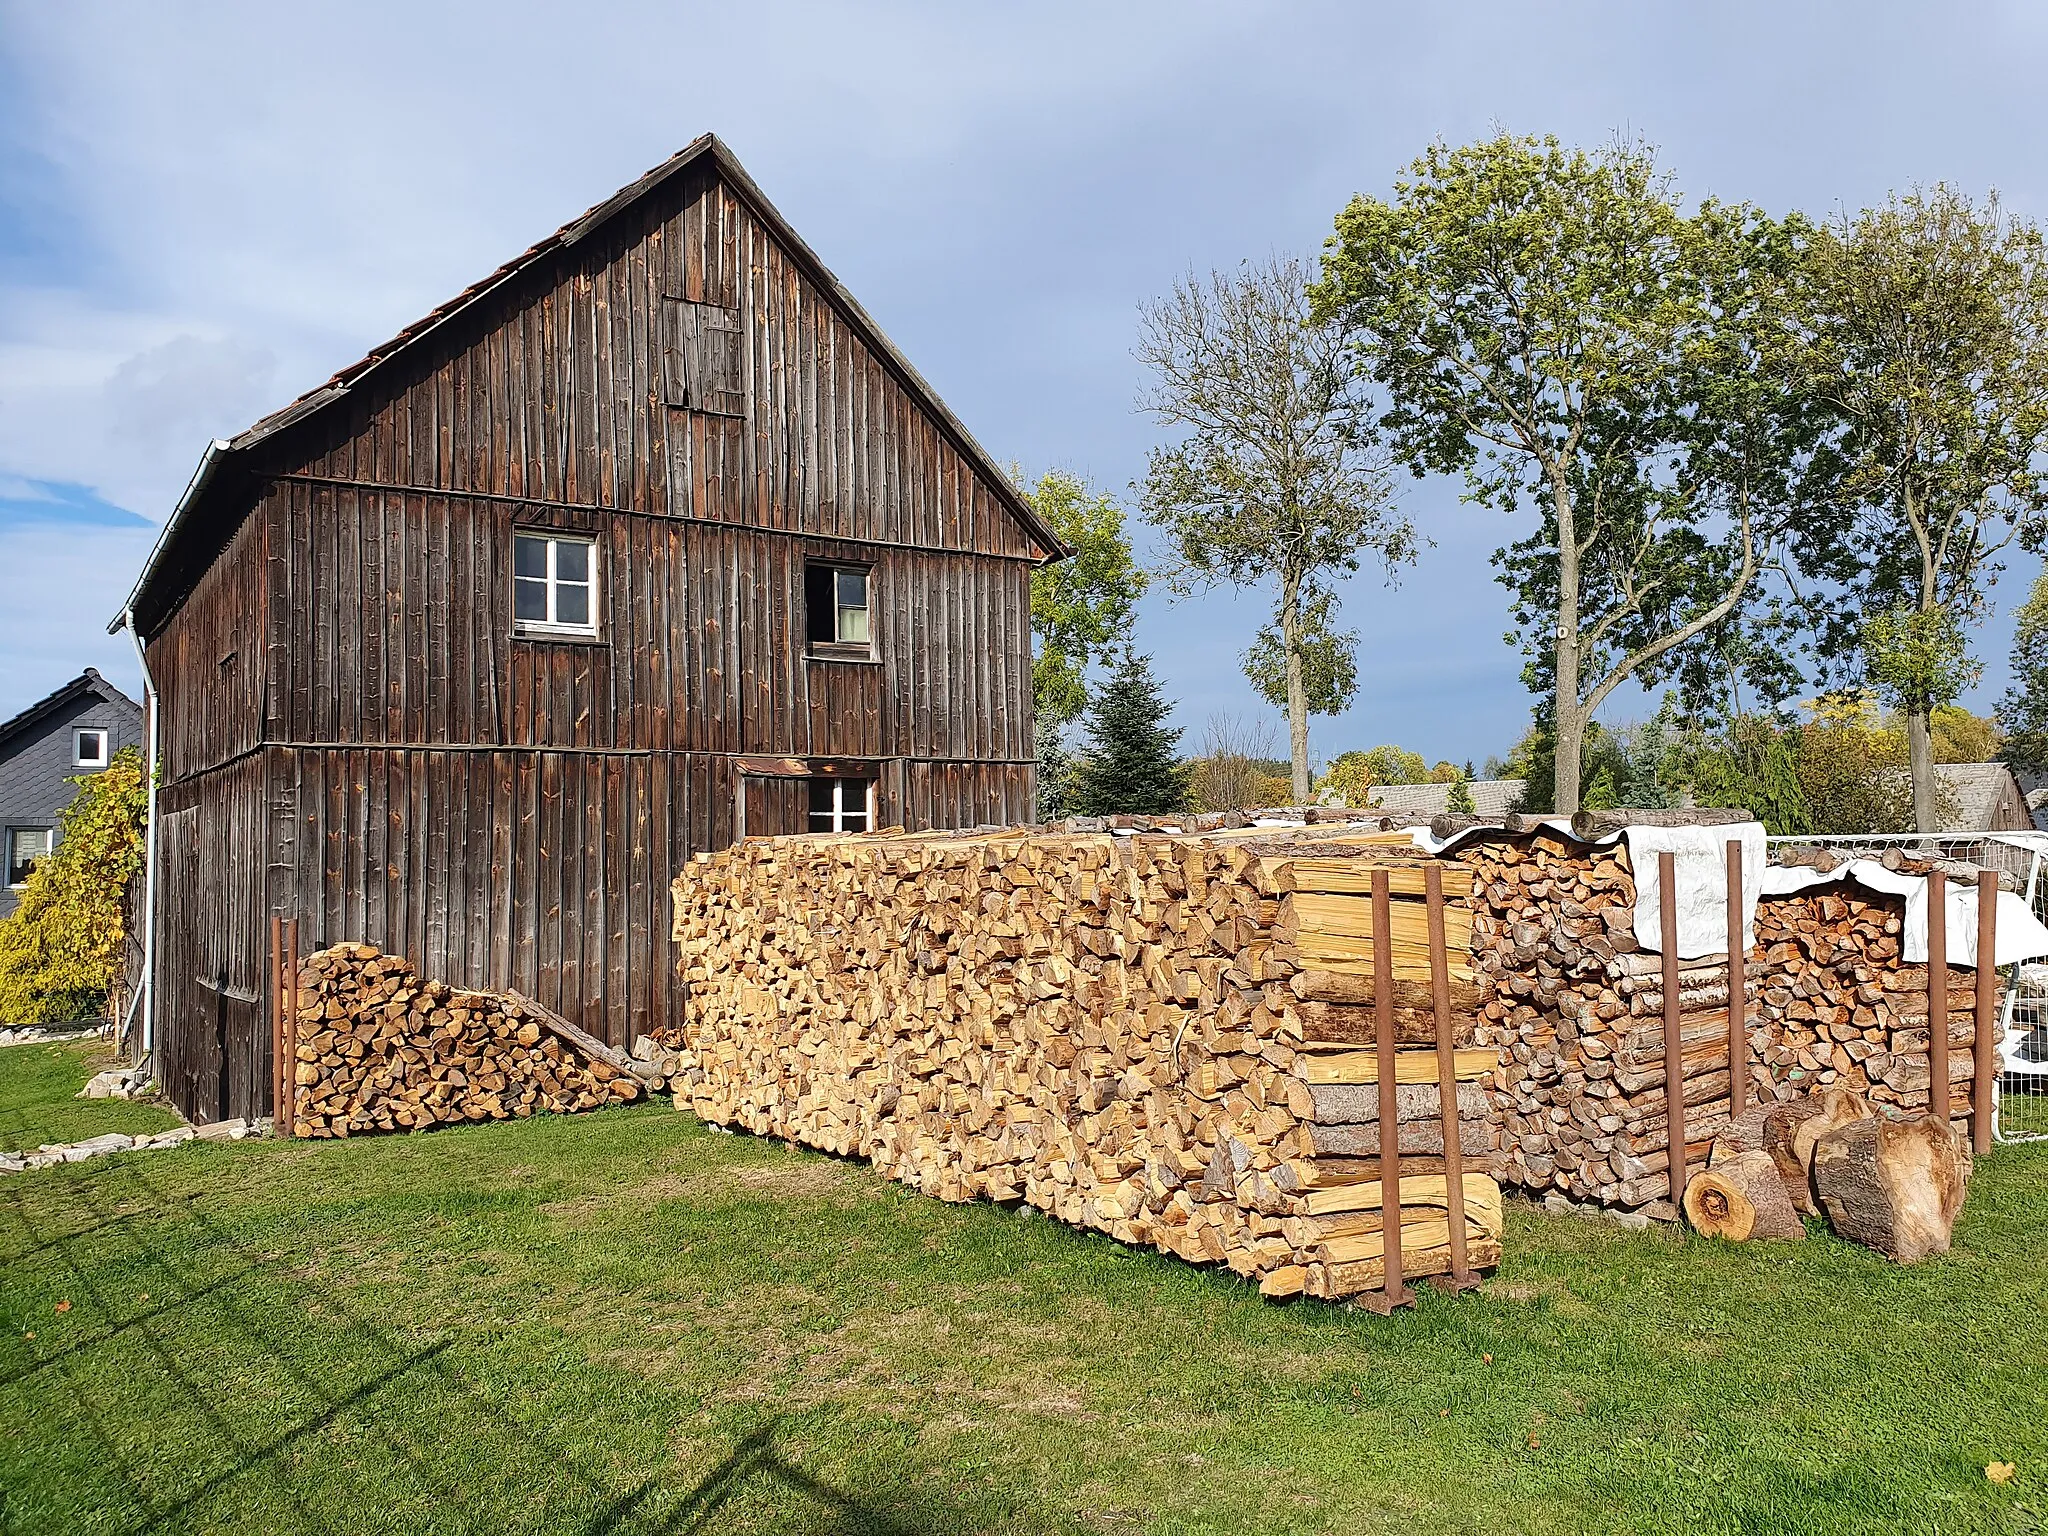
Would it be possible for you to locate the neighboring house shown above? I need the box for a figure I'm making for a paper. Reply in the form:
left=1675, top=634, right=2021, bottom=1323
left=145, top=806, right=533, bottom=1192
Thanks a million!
left=1933, top=762, right=2038, bottom=834
left=1362, top=779, right=1527, bottom=819
left=115, top=134, right=1063, bottom=1124
left=0, top=670, right=144, bottom=920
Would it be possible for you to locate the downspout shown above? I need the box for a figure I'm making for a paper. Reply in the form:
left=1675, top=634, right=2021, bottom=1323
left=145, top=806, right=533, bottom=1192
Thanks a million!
left=121, top=606, right=161, bottom=1073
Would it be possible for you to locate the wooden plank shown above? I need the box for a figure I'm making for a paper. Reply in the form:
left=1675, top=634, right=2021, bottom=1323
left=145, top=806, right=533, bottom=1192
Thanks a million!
left=1298, top=1048, right=1495, bottom=1086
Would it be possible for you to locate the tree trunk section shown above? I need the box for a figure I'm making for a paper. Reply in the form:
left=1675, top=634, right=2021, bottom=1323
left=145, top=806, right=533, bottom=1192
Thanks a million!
left=1811, top=1113, right=1970, bottom=1263
left=1682, top=1150, right=1806, bottom=1241
left=1552, top=465, right=1582, bottom=815
left=1282, top=574, right=1311, bottom=806
left=1906, top=705, right=1937, bottom=834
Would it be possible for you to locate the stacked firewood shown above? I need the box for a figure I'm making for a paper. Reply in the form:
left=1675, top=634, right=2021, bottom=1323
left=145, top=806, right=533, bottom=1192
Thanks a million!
left=289, top=943, right=643, bottom=1138
left=1465, top=829, right=1987, bottom=1213
left=666, top=828, right=1504, bottom=1302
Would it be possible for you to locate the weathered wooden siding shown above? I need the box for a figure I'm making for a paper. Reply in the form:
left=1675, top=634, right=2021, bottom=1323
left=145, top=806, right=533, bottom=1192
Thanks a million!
left=153, top=755, right=269, bottom=1124
left=258, top=483, right=1033, bottom=761
left=273, top=162, right=1042, bottom=561
left=150, top=508, right=267, bottom=783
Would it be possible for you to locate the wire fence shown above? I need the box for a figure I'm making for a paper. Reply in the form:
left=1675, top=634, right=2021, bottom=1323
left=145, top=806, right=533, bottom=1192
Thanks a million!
left=1765, top=831, right=2048, bottom=1144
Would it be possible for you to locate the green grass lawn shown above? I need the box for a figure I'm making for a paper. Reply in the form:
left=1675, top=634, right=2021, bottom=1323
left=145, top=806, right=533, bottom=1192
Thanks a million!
left=1, top=1100, right=2043, bottom=1536
left=0, top=1040, right=183, bottom=1153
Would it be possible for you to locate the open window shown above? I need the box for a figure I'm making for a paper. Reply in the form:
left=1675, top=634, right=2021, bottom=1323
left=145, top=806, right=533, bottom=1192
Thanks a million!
left=805, top=562, right=872, bottom=658
left=808, top=776, right=873, bottom=833
left=6, top=827, right=51, bottom=888
left=73, top=728, right=110, bottom=769
left=513, top=530, right=599, bottom=638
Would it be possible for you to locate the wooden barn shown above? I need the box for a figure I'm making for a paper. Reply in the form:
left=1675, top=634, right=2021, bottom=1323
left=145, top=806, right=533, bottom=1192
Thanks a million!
left=114, top=134, right=1061, bottom=1124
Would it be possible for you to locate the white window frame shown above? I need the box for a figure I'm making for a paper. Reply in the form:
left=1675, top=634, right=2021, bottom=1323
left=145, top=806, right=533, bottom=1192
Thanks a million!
left=512, top=530, right=600, bottom=637
left=6, top=827, right=52, bottom=889
left=73, top=728, right=110, bottom=769
left=808, top=776, right=874, bottom=834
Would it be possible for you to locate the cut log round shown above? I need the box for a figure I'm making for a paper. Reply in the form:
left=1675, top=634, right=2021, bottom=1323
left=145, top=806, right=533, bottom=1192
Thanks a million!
left=1811, top=1113, right=1970, bottom=1263
left=1682, top=1151, right=1805, bottom=1241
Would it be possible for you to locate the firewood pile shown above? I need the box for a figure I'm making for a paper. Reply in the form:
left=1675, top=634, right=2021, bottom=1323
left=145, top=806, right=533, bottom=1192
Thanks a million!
left=287, top=943, right=644, bottom=1138
left=1464, top=827, right=1987, bottom=1216
left=665, top=827, right=1504, bottom=1303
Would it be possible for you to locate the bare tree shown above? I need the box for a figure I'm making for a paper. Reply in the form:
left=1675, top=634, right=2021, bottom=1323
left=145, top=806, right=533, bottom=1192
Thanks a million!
left=1137, top=255, right=1415, bottom=804
left=1189, top=712, right=1281, bottom=812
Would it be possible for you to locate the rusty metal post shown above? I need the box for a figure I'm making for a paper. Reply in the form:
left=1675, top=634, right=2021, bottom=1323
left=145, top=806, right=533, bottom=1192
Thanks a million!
left=1974, top=868, right=1998, bottom=1154
left=282, top=917, right=300, bottom=1139
left=1929, top=870, right=1949, bottom=1128
left=1659, top=851, right=1687, bottom=1209
left=269, top=915, right=284, bottom=1131
left=1370, top=869, right=1413, bottom=1311
left=1726, top=839, right=1747, bottom=1122
left=1425, top=864, right=1477, bottom=1291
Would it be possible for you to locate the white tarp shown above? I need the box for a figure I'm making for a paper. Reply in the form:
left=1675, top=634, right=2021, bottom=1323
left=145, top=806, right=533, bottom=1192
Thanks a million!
left=1411, top=817, right=2048, bottom=966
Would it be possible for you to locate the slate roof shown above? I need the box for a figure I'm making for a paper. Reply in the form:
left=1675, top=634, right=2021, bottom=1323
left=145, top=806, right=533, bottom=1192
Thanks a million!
left=0, top=670, right=140, bottom=754
left=1359, top=779, right=1527, bottom=818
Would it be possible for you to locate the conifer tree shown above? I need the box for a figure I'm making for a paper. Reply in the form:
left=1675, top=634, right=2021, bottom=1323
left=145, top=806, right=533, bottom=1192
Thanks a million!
left=1446, top=772, right=1475, bottom=814
left=1071, top=649, right=1191, bottom=816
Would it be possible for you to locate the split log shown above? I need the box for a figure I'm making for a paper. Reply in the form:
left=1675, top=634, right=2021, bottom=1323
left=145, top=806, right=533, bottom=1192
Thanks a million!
left=290, top=944, right=641, bottom=1138
left=1682, top=1150, right=1805, bottom=1241
left=667, top=826, right=1502, bottom=1300
left=1811, top=1114, right=1971, bottom=1263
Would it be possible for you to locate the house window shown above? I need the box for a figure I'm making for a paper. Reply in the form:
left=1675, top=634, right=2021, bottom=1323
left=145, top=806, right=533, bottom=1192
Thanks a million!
left=6, top=828, right=52, bottom=888
left=805, top=563, right=871, bottom=655
left=73, top=729, right=110, bottom=769
left=513, top=531, right=598, bottom=636
left=808, top=776, right=873, bottom=833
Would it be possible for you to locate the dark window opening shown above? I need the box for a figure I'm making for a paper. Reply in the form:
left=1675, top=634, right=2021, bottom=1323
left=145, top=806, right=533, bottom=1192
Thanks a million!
left=74, top=728, right=110, bottom=768
left=805, top=563, right=871, bottom=655
left=808, top=776, right=874, bottom=833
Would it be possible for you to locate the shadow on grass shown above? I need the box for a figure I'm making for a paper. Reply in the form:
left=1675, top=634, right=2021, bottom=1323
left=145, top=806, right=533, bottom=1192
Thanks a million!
left=1, top=1152, right=1008, bottom=1535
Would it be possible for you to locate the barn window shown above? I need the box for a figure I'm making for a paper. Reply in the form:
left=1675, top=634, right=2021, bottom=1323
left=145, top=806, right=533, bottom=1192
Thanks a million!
left=73, top=728, right=110, bottom=769
left=805, top=563, right=872, bottom=656
left=808, top=776, right=873, bottom=833
left=6, top=827, right=52, bottom=888
left=513, top=531, right=598, bottom=637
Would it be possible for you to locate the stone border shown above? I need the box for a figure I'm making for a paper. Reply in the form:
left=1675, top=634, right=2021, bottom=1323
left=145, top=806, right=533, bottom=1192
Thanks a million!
left=2, top=1118, right=260, bottom=1175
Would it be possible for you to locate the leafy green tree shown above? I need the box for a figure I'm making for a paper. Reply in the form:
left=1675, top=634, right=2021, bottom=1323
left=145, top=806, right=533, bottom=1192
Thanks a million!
left=1792, top=186, right=2048, bottom=829
left=2001, top=569, right=2048, bottom=773
left=1930, top=704, right=2001, bottom=764
left=1582, top=763, right=1620, bottom=812
left=1317, top=134, right=1815, bottom=812
left=1428, top=761, right=1459, bottom=783
left=1318, top=745, right=1429, bottom=806
left=1786, top=694, right=1952, bottom=833
left=1137, top=255, right=1416, bottom=804
left=1035, top=719, right=1079, bottom=821
left=1070, top=649, right=1191, bottom=816
left=1240, top=588, right=1358, bottom=720
left=1690, top=716, right=1812, bottom=834
left=1024, top=470, right=1147, bottom=732
left=0, top=748, right=147, bottom=1024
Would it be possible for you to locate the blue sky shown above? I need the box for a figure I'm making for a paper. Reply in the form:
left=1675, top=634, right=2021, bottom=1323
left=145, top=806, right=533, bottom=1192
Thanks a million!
left=3, top=2, right=2047, bottom=765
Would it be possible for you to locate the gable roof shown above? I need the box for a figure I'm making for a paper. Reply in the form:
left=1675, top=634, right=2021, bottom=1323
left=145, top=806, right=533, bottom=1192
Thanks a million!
left=0, top=670, right=141, bottom=754
left=1358, top=779, right=1527, bottom=818
left=1933, top=762, right=2030, bottom=833
left=114, top=133, right=1064, bottom=639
